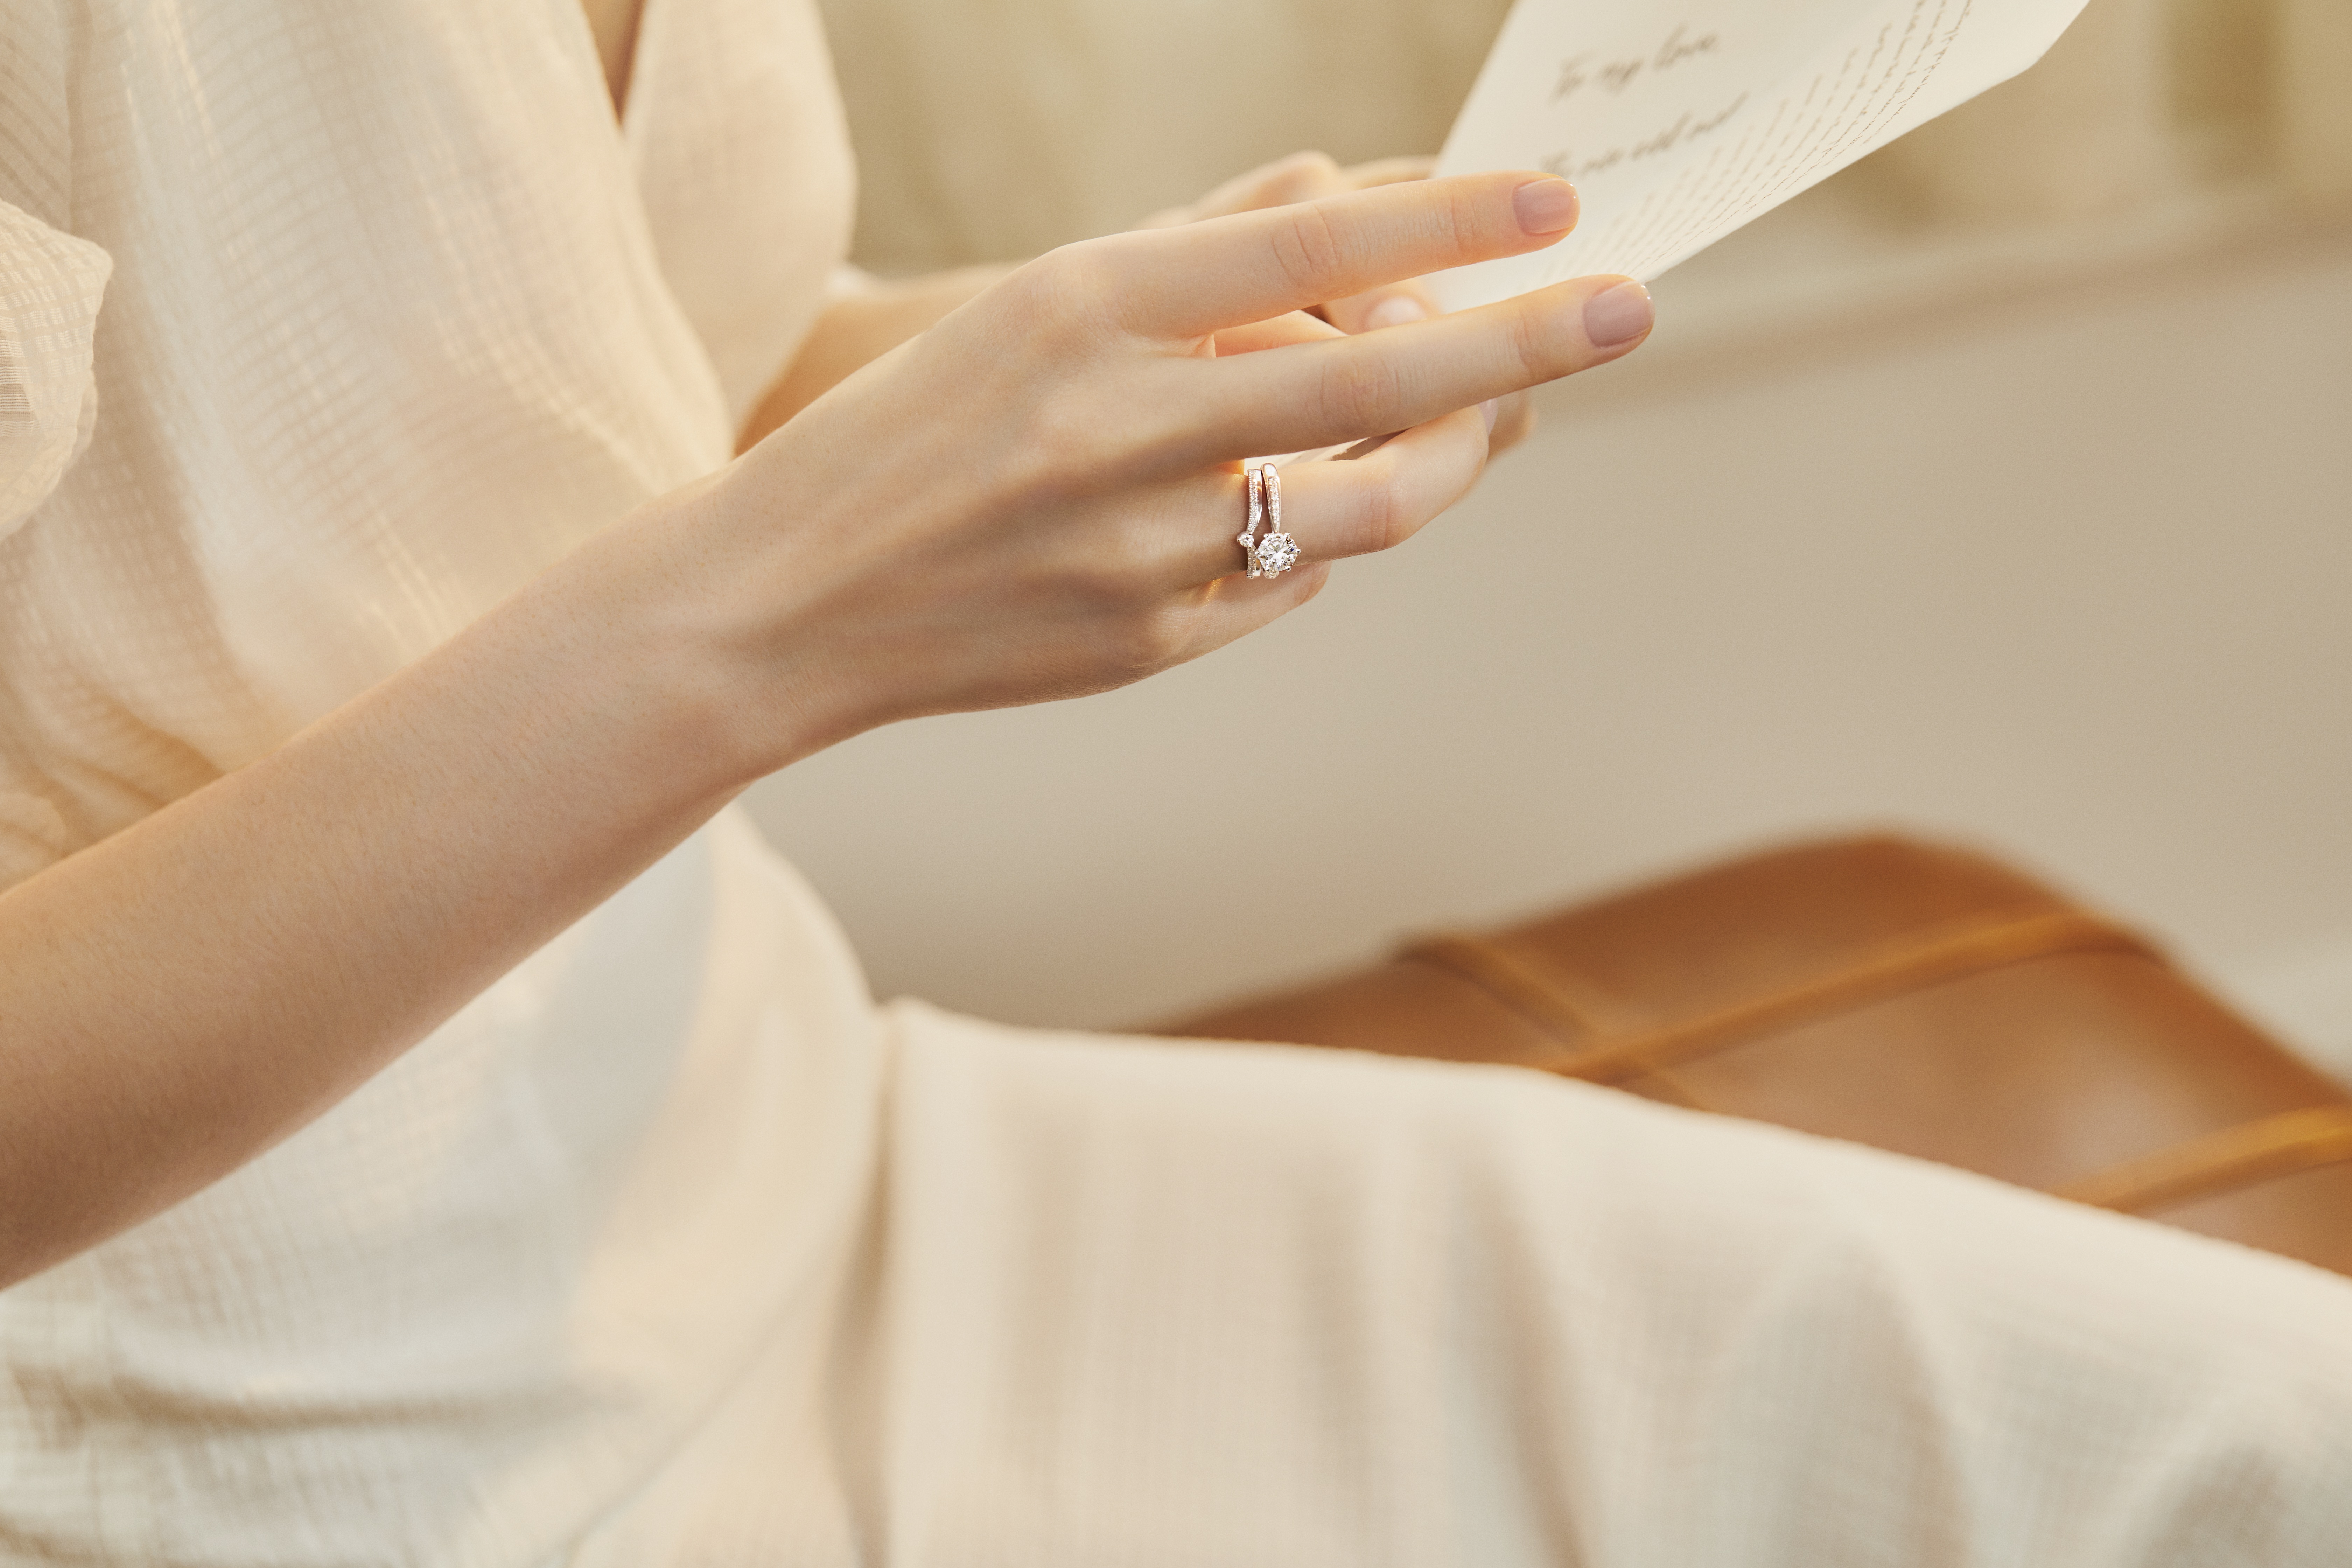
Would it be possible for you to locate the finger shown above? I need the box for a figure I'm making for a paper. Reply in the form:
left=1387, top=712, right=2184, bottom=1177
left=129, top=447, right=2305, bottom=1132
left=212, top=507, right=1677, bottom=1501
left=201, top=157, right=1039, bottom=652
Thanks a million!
left=1140, top=150, right=1347, bottom=228
left=1181, top=274, right=1652, bottom=461
left=1486, top=390, right=1537, bottom=458
left=1317, top=158, right=1444, bottom=331
left=1339, top=155, right=1436, bottom=188
left=1257, top=406, right=1492, bottom=566
left=1144, top=404, right=1492, bottom=587
left=1322, top=155, right=1446, bottom=334
left=1096, top=171, right=1580, bottom=340
left=1211, top=309, right=1344, bottom=358
left=1182, top=559, right=1332, bottom=654
left=1321, top=276, right=1440, bottom=336
left=1178, top=156, right=1438, bottom=332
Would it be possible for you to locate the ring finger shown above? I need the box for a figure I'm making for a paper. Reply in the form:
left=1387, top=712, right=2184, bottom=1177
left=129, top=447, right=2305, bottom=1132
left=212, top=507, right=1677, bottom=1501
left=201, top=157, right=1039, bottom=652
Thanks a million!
left=1140, top=402, right=1494, bottom=588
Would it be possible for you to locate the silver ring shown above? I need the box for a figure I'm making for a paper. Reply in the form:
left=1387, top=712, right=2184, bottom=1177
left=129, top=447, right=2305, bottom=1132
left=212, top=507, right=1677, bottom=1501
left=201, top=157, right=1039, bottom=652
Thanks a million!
left=1248, top=462, right=1299, bottom=579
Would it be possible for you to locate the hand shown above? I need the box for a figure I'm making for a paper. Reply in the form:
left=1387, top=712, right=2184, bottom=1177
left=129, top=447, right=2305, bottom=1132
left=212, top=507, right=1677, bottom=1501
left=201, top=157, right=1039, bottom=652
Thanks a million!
left=0, top=177, right=1647, bottom=1283
left=636, top=172, right=1653, bottom=773
left=1140, top=152, right=1539, bottom=455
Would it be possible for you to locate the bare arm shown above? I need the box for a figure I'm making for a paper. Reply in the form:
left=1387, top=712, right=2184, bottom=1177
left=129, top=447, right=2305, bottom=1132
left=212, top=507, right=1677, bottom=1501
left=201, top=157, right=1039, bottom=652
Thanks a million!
left=0, top=514, right=750, bottom=1285
left=0, top=172, right=1648, bottom=1289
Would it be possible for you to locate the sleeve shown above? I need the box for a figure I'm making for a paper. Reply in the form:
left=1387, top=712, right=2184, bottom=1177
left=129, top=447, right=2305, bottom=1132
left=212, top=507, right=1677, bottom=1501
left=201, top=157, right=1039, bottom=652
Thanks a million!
left=0, top=197, right=113, bottom=544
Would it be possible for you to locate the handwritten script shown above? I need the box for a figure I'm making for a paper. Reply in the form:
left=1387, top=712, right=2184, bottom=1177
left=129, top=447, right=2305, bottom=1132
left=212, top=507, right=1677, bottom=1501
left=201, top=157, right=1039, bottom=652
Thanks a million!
left=1551, top=24, right=1721, bottom=102
left=1430, top=0, right=2093, bottom=307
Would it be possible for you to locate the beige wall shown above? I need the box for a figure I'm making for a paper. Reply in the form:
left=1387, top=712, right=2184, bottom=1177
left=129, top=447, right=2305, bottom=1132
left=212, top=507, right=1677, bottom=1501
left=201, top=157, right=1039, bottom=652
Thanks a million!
left=820, top=0, right=2347, bottom=274
left=749, top=0, right=2352, bottom=1068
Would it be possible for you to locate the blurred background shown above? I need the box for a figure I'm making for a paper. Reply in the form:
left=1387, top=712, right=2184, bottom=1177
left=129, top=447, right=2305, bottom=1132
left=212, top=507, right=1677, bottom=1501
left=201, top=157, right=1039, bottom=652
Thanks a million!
left=744, top=0, right=2352, bottom=1072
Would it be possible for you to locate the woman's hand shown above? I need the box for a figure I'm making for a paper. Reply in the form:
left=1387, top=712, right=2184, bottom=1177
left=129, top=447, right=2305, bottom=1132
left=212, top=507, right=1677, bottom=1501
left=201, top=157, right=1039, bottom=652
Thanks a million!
left=0, top=171, right=1646, bottom=1289
left=1140, top=152, right=1540, bottom=454
left=736, top=152, right=1541, bottom=457
left=637, top=170, right=1652, bottom=775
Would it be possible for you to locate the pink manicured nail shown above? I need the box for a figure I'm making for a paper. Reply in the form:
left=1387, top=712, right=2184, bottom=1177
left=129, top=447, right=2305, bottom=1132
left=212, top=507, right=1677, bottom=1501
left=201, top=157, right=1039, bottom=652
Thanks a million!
left=1363, top=295, right=1429, bottom=331
left=1582, top=281, right=1654, bottom=346
left=1512, top=178, right=1579, bottom=236
left=1480, top=399, right=1500, bottom=432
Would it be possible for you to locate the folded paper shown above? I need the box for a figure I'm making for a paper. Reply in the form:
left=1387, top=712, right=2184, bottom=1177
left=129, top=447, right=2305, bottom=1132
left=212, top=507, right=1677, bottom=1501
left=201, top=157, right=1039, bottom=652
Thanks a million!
left=1432, top=0, right=2093, bottom=306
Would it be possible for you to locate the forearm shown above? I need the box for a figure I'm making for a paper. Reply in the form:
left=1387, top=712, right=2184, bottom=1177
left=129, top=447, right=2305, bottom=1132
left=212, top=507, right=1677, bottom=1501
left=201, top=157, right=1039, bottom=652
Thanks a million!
left=737, top=265, right=1009, bottom=451
left=0, top=486, right=770, bottom=1288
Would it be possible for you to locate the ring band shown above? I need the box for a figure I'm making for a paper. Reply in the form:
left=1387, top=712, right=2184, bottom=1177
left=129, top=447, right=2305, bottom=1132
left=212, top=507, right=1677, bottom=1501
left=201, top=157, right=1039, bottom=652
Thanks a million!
left=1246, top=462, right=1299, bottom=580
left=1238, top=465, right=1264, bottom=572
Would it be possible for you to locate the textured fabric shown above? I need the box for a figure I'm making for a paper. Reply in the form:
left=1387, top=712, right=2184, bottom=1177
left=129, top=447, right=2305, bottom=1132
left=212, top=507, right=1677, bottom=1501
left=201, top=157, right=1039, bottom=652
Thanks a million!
left=574, top=1002, right=2352, bottom=1568
left=0, top=2, right=874, bottom=1560
left=7, top=4, right=2352, bottom=1565
left=0, top=0, right=853, bottom=889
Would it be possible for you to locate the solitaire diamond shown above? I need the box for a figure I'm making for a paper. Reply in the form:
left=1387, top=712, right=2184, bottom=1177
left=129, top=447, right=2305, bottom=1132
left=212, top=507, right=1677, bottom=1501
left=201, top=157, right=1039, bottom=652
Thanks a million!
left=1254, top=533, right=1300, bottom=575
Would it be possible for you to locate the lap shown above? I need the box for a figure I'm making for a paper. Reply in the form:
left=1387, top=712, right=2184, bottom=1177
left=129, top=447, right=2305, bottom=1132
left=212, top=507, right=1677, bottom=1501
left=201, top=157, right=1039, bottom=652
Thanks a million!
left=590, top=999, right=2352, bottom=1567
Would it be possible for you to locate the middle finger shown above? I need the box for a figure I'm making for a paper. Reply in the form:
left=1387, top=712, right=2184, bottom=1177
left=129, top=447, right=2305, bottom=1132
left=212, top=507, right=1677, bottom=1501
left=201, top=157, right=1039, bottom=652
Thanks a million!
left=1176, top=274, right=1653, bottom=464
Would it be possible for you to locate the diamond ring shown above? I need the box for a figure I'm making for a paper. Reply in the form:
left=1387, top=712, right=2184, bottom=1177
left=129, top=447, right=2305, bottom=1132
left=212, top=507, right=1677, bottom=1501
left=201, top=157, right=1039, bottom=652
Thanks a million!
left=1241, top=462, right=1300, bottom=580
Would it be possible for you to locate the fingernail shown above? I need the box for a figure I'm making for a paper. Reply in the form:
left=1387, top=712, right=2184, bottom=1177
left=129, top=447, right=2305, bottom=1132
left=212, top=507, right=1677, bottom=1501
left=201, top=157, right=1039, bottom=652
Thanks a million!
left=1480, top=399, right=1499, bottom=432
left=1512, top=177, right=1579, bottom=236
left=1363, top=294, right=1429, bottom=331
left=1582, top=280, right=1654, bottom=346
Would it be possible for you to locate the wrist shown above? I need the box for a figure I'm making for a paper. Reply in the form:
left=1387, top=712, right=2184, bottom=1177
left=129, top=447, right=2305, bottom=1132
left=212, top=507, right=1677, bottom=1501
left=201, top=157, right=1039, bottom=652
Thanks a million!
left=542, top=469, right=860, bottom=794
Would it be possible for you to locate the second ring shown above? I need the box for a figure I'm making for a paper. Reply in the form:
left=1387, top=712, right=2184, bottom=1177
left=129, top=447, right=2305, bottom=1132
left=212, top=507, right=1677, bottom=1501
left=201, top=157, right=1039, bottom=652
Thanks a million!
left=1238, top=462, right=1300, bottom=580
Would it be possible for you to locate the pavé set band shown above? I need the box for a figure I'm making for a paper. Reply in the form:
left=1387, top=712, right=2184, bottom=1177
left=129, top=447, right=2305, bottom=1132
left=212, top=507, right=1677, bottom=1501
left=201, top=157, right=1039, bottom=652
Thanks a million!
left=1238, top=462, right=1300, bottom=580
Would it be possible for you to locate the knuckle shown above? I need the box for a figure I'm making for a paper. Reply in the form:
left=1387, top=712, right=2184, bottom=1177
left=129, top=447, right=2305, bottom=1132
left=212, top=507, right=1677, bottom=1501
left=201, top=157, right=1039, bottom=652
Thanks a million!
left=1365, top=468, right=1416, bottom=552
left=1058, top=513, right=1169, bottom=612
left=1334, top=460, right=1413, bottom=555
left=1439, top=177, right=1481, bottom=260
left=1506, top=297, right=1568, bottom=384
left=1270, top=203, right=1349, bottom=296
left=1009, top=242, right=1121, bottom=335
left=1017, top=396, right=1104, bottom=483
left=1102, top=604, right=1188, bottom=676
left=1002, top=372, right=1194, bottom=505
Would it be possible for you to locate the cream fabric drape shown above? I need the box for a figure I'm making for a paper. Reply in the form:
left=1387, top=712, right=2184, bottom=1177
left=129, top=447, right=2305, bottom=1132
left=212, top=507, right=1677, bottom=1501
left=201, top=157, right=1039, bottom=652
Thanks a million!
left=9, top=4, right=2352, bottom=1564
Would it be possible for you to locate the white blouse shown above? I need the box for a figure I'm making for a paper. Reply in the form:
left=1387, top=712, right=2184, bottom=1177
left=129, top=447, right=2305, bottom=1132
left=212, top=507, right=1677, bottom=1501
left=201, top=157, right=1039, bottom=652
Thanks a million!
left=0, top=0, right=852, bottom=882
left=1, top=2, right=886, bottom=1559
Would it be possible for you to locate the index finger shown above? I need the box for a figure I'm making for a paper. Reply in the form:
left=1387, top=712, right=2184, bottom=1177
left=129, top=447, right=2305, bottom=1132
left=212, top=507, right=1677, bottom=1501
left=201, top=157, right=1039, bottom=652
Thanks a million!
left=1096, top=172, right=1580, bottom=340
